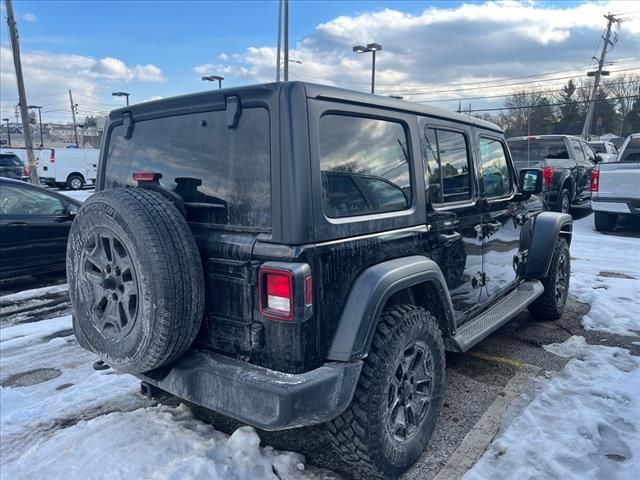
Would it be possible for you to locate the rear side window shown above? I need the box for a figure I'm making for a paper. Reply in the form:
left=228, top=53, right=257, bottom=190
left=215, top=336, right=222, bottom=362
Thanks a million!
left=570, top=139, right=587, bottom=162
left=421, top=127, right=472, bottom=204
left=508, top=139, right=569, bottom=164
left=104, top=108, right=271, bottom=229
left=0, top=155, right=22, bottom=167
left=319, top=115, right=411, bottom=218
left=620, top=137, right=640, bottom=162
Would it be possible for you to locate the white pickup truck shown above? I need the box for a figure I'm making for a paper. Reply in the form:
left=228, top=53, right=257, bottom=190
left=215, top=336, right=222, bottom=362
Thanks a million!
left=591, top=133, right=640, bottom=231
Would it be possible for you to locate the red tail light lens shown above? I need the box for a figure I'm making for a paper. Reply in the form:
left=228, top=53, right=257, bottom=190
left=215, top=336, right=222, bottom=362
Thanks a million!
left=591, top=169, right=599, bottom=192
left=23, top=167, right=29, bottom=176
left=260, top=268, right=293, bottom=320
left=50, top=151, right=55, bottom=163
left=133, top=172, right=162, bottom=182
left=542, top=167, right=553, bottom=187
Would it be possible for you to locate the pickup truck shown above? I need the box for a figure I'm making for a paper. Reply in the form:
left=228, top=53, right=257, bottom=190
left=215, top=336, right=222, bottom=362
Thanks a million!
left=588, top=140, right=619, bottom=163
left=507, top=135, right=597, bottom=213
left=591, top=133, right=640, bottom=231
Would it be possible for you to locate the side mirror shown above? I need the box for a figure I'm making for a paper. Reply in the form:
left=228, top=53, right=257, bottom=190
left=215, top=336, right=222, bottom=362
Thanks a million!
left=519, top=168, right=543, bottom=195
left=67, top=204, right=79, bottom=217
left=595, top=153, right=605, bottom=163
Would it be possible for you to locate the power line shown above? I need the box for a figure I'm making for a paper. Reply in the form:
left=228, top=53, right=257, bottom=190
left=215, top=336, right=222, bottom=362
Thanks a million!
left=464, top=94, right=638, bottom=113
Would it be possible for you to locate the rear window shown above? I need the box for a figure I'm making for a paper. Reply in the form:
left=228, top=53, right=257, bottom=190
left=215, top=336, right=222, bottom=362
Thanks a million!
left=619, top=138, right=640, bottom=163
left=589, top=143, right=606, bottom=154
left=508, top=139, right=569, bottom=164
left=104, top=108, right=271, bottom=229
left=0, top=154, right=22, bottom=167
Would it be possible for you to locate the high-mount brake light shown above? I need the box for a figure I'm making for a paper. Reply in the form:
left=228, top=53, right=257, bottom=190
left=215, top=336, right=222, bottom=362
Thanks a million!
left=259, top=268, right=294, bottom=320
left=133, top=172, right=161, bottom=182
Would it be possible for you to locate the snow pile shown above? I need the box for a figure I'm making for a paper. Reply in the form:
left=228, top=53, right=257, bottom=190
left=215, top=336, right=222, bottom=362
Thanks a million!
left=0, top=316, right=325, bottom=480
left=465, top=336, right=640, bottom=480
left=0, top=283, right=68, bottom=304
left=569, top=214, right=640, bottom=336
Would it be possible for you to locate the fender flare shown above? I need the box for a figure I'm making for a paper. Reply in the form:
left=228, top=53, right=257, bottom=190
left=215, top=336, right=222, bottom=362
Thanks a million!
left=327, top=255, right=455, bottom=362
left=524, top=211, right=572, bottom=278
left=559, top=176, right=575, bottom=201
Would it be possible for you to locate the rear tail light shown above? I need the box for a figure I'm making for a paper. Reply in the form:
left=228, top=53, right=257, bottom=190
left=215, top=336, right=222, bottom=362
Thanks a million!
left=260, top=268, right=294, bottom=320
left=542, top=167, right=553, bottom=187
left=50, top=151, right=55, bottom=163
left=591, top=169, right=599, bottom=192
left=23, top=167, right=29, bottom=176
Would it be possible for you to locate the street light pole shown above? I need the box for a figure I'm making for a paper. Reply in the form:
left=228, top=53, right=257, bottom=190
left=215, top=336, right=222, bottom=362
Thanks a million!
left=28, top=105, right=44, bottom=147
left=353, top=43, right=382, bottom=94
left=201, top=75, right=224, bottom=89
left=3, top=118, right=10, bottom=146
left=112, top=91, right=130, bottom=106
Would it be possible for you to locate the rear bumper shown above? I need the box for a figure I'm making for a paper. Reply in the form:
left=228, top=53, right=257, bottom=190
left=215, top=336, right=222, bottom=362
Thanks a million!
left=135, top=349, right=362, bottom=431
left=592, top=198, right=640, bottom=215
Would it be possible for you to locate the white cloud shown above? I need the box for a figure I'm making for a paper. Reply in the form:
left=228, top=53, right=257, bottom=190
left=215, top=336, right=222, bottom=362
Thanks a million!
left=218, top=53, right=229, bottom=61
left=196, top=0, right=640, bottom=106
left=0, top=47, right=166, bottom=122
left=22, top=13, right=37, bottom=22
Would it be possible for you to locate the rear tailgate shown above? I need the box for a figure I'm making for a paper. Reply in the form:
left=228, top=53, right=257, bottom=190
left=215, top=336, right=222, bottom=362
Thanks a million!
left=595, top=161, right=640, bottom=201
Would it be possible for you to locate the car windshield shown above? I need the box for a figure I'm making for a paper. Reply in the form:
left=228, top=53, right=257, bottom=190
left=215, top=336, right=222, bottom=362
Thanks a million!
left=508, top=139, right=569, bottom=164
left=589, top=143, right=606, bottom=154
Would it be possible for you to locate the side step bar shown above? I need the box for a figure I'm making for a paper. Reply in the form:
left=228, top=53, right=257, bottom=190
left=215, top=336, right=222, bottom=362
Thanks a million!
left=449, top=280, right=544, bottom=352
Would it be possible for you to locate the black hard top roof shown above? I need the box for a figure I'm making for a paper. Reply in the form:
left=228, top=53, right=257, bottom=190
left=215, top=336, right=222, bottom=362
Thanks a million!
left=109, top=81, right=503, bottom=133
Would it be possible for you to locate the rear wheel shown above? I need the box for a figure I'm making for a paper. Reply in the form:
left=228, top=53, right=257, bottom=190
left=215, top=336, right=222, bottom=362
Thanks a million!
left=528, top=237, right=570, bottom=320
left=594, top=211, right=617, bottom=232
left=327, top=305, right=445, bottom=479
left=555, top=188, right=571, bottom=214
left=67, top=174, right=84, bottom=190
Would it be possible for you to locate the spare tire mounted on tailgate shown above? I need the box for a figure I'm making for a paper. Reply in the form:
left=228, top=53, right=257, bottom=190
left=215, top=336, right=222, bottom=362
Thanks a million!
left=67, top=188, right=205, bottom=373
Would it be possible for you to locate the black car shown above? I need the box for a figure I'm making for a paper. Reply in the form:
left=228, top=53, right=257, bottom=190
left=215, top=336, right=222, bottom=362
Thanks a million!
left=507, top=135, right=597, bottom=213
left=0, top=153, right=29, bottom=181
left=67, top=82, right=571, bottom=479
left=0, top=177, right=81, bottom=279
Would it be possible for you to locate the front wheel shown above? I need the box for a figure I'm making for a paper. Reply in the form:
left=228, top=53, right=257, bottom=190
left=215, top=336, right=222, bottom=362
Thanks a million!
left=528, top=237, right=570, bottom=320
left=327, top=305, right=445, bottom=479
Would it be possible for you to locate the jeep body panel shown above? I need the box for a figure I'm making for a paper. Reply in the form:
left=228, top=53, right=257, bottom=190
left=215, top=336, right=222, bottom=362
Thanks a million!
left=524, top=211, right=573, bottom=278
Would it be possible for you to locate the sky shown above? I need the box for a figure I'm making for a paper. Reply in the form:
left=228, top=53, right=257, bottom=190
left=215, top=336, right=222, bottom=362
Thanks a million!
left=1, top=0, right=639, bottom=123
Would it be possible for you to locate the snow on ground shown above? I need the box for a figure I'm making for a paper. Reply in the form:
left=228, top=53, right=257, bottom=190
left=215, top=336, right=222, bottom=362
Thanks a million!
left=0, top=316, right=329, bottom=480
left=569, top=214, right=640, bottom=337
left=465, top=336, right=640, bottom=480
left=57, top=189, right=94, bottom=202
left=0, top=283, right=68, bottom=304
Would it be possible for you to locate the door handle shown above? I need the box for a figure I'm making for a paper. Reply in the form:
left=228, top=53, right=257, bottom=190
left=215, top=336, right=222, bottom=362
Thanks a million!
left=7, top=222, right=28, bottom=228
left=437, top=231, right=462, bottom=246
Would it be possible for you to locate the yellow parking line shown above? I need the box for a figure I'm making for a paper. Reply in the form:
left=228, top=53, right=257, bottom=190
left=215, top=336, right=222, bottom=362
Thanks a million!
left=465, top=351, right=524, bottom=368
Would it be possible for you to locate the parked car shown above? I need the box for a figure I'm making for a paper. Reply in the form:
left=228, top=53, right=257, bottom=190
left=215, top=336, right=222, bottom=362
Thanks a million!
left=507, top=135, right=596, bottom=213
left=591, top=133, right=640, bottom=231
left=67, top=82, right=572, bottom=479
left=588, top=140, right=619, bottom=162
left=0, top=177, right=80, bottom=279
left=0, top=152, right=29, bottom=181
left=36, top=147, right=98, bottom=190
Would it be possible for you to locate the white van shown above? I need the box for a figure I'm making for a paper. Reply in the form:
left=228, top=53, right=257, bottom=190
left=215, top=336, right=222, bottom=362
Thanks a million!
left=37, top=148, right=99, bottom=190
left=0, top=147, right=98, bottom=189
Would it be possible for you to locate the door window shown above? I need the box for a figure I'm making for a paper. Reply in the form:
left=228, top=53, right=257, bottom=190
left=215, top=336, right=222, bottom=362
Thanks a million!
left=421, top=127, right=472, bottom=204
left=0, top=186, right=66, bottom=216
left=479, top=138, right=512, bottom=198
left=319, top=115, right=411, bottom=218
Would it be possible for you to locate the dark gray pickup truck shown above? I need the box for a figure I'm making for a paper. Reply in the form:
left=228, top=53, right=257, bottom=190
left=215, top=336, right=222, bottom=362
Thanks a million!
left=508, top=135, right=597, bottom=213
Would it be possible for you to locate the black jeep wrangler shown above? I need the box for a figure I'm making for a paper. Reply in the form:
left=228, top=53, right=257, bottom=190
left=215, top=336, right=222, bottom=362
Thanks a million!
left=68, top=82, right=572, bottom=479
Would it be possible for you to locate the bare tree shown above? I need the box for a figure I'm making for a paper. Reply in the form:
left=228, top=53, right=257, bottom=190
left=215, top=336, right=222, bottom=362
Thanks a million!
left=605, top=73, right=640, bottom=136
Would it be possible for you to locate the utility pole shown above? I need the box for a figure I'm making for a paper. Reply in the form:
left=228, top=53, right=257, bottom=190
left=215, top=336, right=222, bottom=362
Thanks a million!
left=68, top=89, right=79, bottom=146
left=283, top=0, right=289, bottom=81
left=5, top=0, right=39, bottom=184
left=581, top=13, right=619, bottom=140
left=276, top=0, right=282, bottom=81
